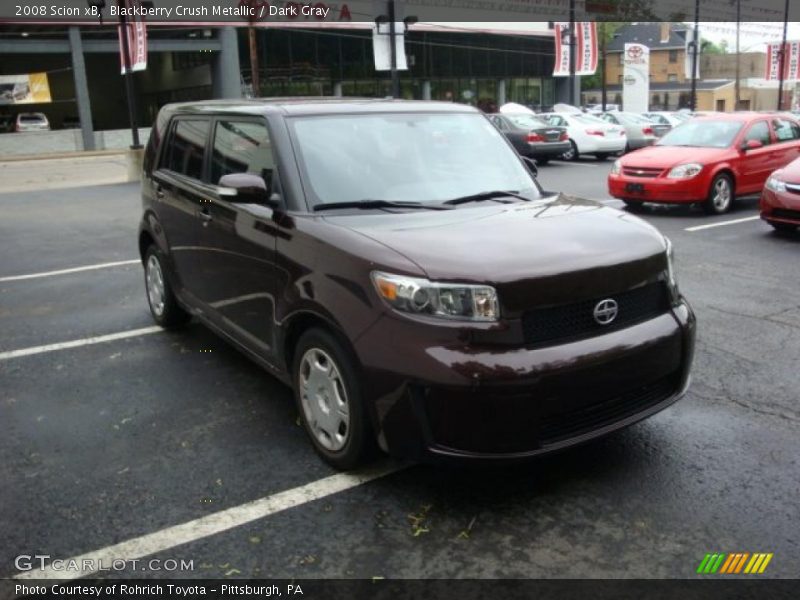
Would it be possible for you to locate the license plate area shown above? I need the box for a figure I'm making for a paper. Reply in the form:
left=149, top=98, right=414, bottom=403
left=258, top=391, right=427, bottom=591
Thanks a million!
left=625, top=183, right=645, bottom=193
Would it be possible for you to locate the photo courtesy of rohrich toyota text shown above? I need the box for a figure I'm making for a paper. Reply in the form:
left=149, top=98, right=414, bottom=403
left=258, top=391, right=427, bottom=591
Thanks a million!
left=1, top=0, right=800, bottom=599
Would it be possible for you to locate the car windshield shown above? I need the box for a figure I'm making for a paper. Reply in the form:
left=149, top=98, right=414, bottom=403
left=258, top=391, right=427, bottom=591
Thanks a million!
left=506, top=114, right=548, bottom=129
left=657, top=120, right=743, bottom=148
left=289, top=113, right=539, bottom=207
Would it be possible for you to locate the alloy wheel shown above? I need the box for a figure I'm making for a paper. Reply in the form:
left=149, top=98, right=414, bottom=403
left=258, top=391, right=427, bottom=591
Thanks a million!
left=145, top=255, right=166, bottom=317
left=298, top=347, right=350, bottom=451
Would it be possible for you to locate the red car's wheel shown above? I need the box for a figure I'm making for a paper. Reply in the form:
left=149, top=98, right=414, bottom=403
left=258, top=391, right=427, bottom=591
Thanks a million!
left=704, top=173, right=734, bottom=215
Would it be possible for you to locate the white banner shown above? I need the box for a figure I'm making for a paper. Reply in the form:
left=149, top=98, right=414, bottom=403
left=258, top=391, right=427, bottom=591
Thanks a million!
left=372, top=22, right=408, bottom=71
left=684, top=27, right=700, bottom=80
left=553, top=22, right=597, bottom=77
left=623, top=43, right=650, bottom=113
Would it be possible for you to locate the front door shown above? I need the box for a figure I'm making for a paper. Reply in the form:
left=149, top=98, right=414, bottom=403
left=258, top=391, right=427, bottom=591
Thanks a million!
left=738, top=120, right=775, bottom=194
left=193, top=117, right=280, bottom=358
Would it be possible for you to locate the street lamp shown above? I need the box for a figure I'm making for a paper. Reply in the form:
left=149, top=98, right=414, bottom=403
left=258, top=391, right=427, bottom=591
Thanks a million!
left=374, top=1, right=417, bottom=99
left=87, top=0, right=151, bottom=148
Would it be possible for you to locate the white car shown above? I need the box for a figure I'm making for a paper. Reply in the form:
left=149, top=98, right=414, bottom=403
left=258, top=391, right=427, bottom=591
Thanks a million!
left=15, top=112, right=50, bottom=132
left=540, top=112, right=626, bottom=161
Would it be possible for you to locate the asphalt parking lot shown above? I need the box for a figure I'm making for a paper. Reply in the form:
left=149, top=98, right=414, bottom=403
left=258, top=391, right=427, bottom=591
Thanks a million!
left=2, top=159, right=799, bottom=581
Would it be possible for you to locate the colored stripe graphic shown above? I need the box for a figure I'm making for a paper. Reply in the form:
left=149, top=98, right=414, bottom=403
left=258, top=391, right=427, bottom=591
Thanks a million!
left=699, top=552, right=773, bottom=575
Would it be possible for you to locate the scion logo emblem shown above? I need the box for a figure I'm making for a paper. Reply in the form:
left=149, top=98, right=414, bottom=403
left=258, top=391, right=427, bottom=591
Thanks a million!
left=593, top=299, right=618, bottom=325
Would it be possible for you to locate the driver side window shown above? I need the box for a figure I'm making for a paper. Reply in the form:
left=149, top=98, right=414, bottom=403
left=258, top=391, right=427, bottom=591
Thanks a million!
left=210, top=120, right=275, bottom=189
left=743, top=121, right=771, bottom=146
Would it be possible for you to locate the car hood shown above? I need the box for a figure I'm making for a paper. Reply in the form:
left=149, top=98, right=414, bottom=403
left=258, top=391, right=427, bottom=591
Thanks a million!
left=622, top=145, right=729, bottom=169
left=326, top=194, right=668, bottom=313
left=775, top=156, right=800, bottom=183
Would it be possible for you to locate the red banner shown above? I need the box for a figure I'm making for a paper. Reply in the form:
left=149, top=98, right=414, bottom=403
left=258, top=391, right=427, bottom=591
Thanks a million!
left=553, top=22, right=597, bottom=77
left=118, top=0, right=148, bottom=74
left=765, top=41, right=800, bottom=81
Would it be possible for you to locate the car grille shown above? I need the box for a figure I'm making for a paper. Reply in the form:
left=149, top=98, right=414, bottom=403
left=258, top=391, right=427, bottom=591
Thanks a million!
left=521, top=282, right=671, bottom=347
left=622, top=166, right=663, bottom=178
left=772, top=208, right=800, bottom=220
left=538, top=374, right=678, bottom=445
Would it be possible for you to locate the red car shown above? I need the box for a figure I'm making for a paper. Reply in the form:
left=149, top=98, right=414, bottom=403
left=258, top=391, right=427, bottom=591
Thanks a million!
left=608, top=113, right=800, bottom=214
left=761, top=158, right=800, bottom=231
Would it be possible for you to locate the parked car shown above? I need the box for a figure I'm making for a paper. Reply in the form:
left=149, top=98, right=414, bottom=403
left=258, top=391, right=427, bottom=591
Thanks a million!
left=761, top=159, right=800, bottom=232
left=608, top=113, right=800, bottom=214
left=599, top=111, right=668, bottom=149
left=540, top=112, right=627, bottom=161
left=643, top=111, right=688, bottom=128
left=15, top=112, right=50, bottom=132
left=139, top=98, right=695, bottom=469
left=487, top=113, right=570, bottom=164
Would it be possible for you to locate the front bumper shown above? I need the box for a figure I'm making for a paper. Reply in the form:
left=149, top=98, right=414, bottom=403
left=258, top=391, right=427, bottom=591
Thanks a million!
left=760, top=187, right=800, bottom=225
left=355, top=300, right=696, bottom=463
left=608, top=173, right=708, bottom=204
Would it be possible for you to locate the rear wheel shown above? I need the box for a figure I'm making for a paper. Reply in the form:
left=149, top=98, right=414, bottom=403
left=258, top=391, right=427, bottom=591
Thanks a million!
left=561, top=140, right=579, bottom=161
left=143, top=245, right=190, bottom=329
left=769, top=221, right=798, bottom=232
left=292, top=328, right=373, bottom=470
left=703, top=173, right=734, bottom=215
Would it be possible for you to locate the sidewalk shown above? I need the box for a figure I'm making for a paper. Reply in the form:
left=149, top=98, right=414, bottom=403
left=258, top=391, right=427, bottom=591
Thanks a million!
left=0, top=149, right=143, bottom=193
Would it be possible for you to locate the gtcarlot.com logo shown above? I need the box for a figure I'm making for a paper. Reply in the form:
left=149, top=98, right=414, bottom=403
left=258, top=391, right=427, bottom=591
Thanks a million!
left=15, top=554, right=194, bottom=573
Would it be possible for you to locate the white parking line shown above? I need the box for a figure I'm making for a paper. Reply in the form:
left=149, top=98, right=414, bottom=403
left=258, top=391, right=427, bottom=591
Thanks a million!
left=685, top=216, right=760, bottom=232
left=0, top=259, right=140, bottom=283
left=0, top=327, right=163, bottom=361
left=14, top=462, right=405, bottom=580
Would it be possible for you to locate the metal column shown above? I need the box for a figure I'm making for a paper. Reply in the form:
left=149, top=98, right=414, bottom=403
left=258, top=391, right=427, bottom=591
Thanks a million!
left=212, top=27, right=242, bottom=100
left=68, top=27, right=95, bottom=151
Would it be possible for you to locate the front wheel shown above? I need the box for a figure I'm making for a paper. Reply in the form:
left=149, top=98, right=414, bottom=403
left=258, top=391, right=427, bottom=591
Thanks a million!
left=293, top=328, right=373, bottom=470
left=143, top=246, right=190, bottom=328
left=561, top=140, right=579, bottom=162
left=704, top=173, right=734, bottom=215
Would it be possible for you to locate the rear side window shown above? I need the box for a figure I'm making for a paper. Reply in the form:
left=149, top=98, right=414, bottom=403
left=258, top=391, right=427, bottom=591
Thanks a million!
left=743, top=121, right=771, bottom=146
left=210, top=120, right=274, bottom=186
left=163, top=119, right=210, bottom=180
left=773, top=118, right=800, bottom=142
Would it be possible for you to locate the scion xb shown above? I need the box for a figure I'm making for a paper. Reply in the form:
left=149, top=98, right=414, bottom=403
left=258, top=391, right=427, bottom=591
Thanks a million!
left=139, top=99, right=696, bottom=469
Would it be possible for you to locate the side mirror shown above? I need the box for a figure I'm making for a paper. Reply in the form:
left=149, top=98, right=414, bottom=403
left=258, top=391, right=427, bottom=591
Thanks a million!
left=218, top=173, right=276, bottom=205
left=522, top=156, right=538, bottom=178
left=742, top=139, right=763, bottom=151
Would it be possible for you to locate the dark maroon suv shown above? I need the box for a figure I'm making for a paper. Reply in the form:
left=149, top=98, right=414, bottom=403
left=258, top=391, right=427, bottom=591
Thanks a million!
left=138, top=98, right=696, bottom=469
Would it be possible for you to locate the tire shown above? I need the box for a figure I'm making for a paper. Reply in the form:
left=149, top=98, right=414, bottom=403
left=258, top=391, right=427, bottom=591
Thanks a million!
left=595, top=153, right=609, bottom=161
left=561, top=140, right=579, bottom=161
left=769, top=221, right=798, bottom=232
left=292, top=328, right=373, bottom=470
left=703, top=173, right=734, bottom=215
left=143, top=245, right=190, bottom=329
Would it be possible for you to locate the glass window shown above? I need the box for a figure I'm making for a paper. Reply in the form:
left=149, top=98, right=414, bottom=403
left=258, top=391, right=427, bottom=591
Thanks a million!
left=744, top=121, right=771, bottom=146
left=772, top=118, right=800, bottom=142
left=668, top=74, right=678, bottom=82
left=164, top=119, right=209, bottom=180
left=669, top=50, right=678, bottom=63
left=288, top=113, right=538, bottom=207
left=658, top=120, right=743, bottom=148
left=210, top=120, right=275, bottom=187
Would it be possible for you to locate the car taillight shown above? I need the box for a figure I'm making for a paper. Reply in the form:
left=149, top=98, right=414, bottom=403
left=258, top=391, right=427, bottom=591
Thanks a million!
left=526, top=132, right=544, bottom=142
left=586, top=129, right=605, bottom=136
left=559, top=132, right=569, bottom=141
left=642, top=127, right=654, bottom=135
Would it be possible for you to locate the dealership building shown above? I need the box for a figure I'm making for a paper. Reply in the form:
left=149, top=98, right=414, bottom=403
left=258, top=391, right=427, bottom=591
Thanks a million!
left=0, top=21, right=571, bottom=150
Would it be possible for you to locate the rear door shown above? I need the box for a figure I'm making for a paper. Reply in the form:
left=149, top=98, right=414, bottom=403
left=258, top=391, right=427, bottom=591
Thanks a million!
left=770, top=117, right=800, bottom=170
left=194, top=117, right=281, bottom=357
left=151, top=117, right=211, bottom=302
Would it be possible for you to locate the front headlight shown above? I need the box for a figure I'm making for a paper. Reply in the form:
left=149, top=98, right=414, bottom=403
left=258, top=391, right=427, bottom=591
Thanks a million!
left=667, top=163, right=703, bottom=179
left=664, top=237, right=680, bottom=304
left=766, top=173, right=787, bottom=192
left=371, top=271, right=500, bottom=321
left=611, top=159, right=622, bottom=175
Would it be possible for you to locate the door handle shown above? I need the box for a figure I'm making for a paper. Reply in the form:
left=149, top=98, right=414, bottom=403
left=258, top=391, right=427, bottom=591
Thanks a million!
left=200, top=209, right=213, bottom=226
left=155, top=186, right=165, bottom=200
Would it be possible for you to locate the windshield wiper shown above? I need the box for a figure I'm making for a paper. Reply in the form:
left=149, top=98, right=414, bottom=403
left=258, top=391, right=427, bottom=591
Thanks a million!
left=313, top=200, right=453, bottom=212
left=442, top=190, right=531, bottom=206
